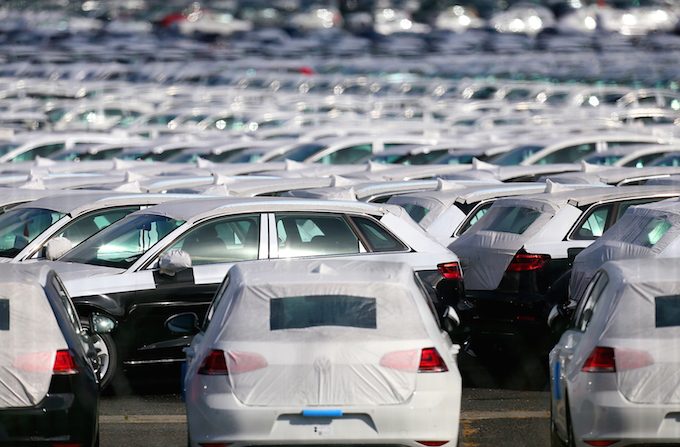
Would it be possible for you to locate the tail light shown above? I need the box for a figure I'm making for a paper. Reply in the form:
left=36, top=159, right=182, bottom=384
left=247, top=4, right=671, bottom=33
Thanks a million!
left=198, top=350, right=268, bottom=375
left=199, top=444, right=231, bottom=447
left=416, top=442, right=449, bottom=446
left=53, top=350, right=78, bottom=375
left=583, top=441, right=619, bottom=446
left=198, top=350, right=228, bottom=375
left=582, top=347, right=616, bottom=373
left=380, top=349, right=420, bottom=371
left=614, top=348, right=653, bottom=371
left=418, top=348, right=448, bottom=373
left=52, top=443, right=82, bottom=447
left=506, top=252, right=550, bottom=272
left=438, top=262, right=463, bottom=280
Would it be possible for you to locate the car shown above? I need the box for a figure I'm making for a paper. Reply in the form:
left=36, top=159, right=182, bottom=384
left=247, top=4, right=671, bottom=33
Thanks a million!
left=550, top=257, right=680, bottom=447
left=0, top=192, right=194, bottom=263
left=388, top=182, right=548, bottom=245
left=448, top=184, right=680, bottom=385
left=176, top=258, right=462, bottom=447
left=569, top=197, right=680, bottom=306
left=0, top=264, right=104, bottom=447
left=48, top=197, right=464, bottom=388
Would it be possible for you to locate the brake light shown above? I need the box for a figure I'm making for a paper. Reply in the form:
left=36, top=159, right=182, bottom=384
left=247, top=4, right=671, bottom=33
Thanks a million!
left=198, top=350, right=268, bottom=375
left=582, top=347, right=616, bottom=373
left=416, top=441, right=449, bottom=446
left=437, top=262, right=462, bottom=280
left=52, top=443, right=82, bottom=447
left=418, top=348, right=448, bottom=373
left=583, top=441, right=619, bottom=446
left=198, top=350, right=228, bottom=375
left=199, top=444, right=231, bottom=447
left=53, top=350, right=78, bottom=375
left=506, top=253, right=550, bottom=272
left=615, top=348, right=654, bottom=371
left=380, top=349, right=420, bottom=371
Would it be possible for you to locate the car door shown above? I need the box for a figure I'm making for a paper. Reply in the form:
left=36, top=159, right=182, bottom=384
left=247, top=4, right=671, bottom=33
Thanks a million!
left=118, top=213, right=267, bottom=363
left=550, top=270, right=608, bottom=440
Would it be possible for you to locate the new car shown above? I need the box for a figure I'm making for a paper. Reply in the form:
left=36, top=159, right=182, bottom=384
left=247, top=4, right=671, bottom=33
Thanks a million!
left=178, top=259, right=462, bottom=447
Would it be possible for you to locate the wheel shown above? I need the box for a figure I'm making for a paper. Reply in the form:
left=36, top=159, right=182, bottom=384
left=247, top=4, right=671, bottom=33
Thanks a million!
left=91, top=333, right=118, bottom=390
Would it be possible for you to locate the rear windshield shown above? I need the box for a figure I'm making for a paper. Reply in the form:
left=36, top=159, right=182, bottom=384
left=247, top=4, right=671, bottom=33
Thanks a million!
left=481, top=206, right=541, bottom=234
left=270, top=295, right=377, bottom=330
left=656, top=295, right=680, bottom=328
left=633, top=217, right=672, bottom=247
left=400, top=203, right=430, bottom=223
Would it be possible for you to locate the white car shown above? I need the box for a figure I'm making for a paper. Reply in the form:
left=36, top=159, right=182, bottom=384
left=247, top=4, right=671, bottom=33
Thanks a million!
left=48, top=197, right=464, bottom=388
left=178, top=259, right=462, bottom=447
left=550, top=257, right=680, bottom=446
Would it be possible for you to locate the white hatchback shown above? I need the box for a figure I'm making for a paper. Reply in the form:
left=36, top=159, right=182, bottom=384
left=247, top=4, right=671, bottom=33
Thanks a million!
left=180, top=259, right=462, bottom=447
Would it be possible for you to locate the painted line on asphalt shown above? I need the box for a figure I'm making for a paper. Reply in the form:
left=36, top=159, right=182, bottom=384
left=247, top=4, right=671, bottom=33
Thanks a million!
left=100, top=411, right=549, bottom=425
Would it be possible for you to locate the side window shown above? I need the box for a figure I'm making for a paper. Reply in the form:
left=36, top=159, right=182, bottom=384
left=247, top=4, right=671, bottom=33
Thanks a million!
left=457, top=201, right=494, bottom=236
left=537, top=143, right=597, bottom=164
left=400, top=203, right=430, bottom=223
left=616, top=198, right=664, bottom=220
left=52, top=276, right=83, bottom=334
left=351, top=216, right=408, bottom=252
left=571, top=204, right=613, bottom=240
left=12, top=143, right=65, bottom=162
left=57, top=206, right=140, bottom=246
left=573, top=271, right=609, bottom=332
left=319, top=144, right=372, bottom=164
left=275, top=213, right=359, bottom=257
left=164, top=214, right=260, bottom=265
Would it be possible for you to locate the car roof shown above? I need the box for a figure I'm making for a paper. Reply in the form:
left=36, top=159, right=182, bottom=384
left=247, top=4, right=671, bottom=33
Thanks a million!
left=141, top=196, right=389, bottom=222
left=15, top=192, right=195, bottom=215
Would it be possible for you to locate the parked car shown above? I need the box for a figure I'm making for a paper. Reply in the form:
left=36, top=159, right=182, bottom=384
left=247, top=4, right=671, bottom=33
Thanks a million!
left=550, top=257, right=680, bottom=447
left=177, top=259, right=462, bottom=447
left=0, top=264, right=104, bottom=447
left=49, top=197, right=464, bottom=388
left=448, top=185, right=680, bottom=385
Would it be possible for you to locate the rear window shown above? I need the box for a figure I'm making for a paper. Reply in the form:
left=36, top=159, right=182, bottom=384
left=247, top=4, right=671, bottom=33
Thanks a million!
left=655, top=295, right=680, bottom=328
left=0, top=299, right=7, bottom=330
left=270, top=295, right=377, bottom=330
left=400, top=203, right=430, bottom=223
left=482, top=206, right=541, bottom=234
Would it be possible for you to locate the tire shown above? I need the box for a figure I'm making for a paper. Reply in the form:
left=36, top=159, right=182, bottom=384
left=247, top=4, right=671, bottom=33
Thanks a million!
left=90, top=333, right=118, bottom=390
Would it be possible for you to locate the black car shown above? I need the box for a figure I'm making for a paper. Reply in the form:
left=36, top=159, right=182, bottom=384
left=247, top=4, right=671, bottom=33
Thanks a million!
left=0, top=264, right=104, bottom=447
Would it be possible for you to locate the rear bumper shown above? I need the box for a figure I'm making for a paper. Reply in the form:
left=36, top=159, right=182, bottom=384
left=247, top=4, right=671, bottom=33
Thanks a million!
left=0, top=392, right=97, bottom=446
left=571, top=388, right=680, bottom=447
left=186, top=373, right=461, bottom=447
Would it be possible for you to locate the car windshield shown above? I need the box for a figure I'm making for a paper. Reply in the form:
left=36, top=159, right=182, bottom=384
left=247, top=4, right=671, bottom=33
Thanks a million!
left=60, top=214, right=185, bottom=269
left=491, top=145, right=545, bottom=166
left=0, top=208, right=66, bottom=258
left=270, top=143, right=326, bottom=162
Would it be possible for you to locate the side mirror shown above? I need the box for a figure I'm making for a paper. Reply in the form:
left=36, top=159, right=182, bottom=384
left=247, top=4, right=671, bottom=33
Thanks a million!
left=89, top=313, right=116, bottom=334
left=165, top=312, right=200, bottom=335
left=158, top=249, right=192, bottom=277
left=45, top=237, right=73, bottom=260
left=547, top=305, right=560, bottom=328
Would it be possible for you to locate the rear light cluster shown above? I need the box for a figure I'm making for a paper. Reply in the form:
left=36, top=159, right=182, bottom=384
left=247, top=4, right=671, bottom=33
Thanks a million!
left=380, top=347, right=448, bottom=373
left=506, top=253, right=551, bottom=272
left=581, top=346, right=654, bottom=373
left=53, top=350, right=78, bottom=375
left=437, top=262, right=462, bottom=280
left=198, top=350, right=268, bottom=375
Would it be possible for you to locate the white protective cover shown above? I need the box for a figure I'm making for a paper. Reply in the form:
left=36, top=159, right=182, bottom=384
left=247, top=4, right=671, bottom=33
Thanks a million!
left=570, top=199, right=680, bottom=302
left=191, top=259, right=436, bottom=407
left=0, top=266, right=67, bottom=408
left=449, top=197, right=558, bottom=290
left=159, top=249, right=192, bottom=276
left=596, top=259, right=680, bottom=404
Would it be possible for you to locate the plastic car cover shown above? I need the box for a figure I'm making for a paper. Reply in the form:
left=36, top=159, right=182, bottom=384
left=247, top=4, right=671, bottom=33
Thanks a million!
left=159, top=249, right=192, bottom=276
left=570, top=199, right=680, bottom=302
left=597, top=259, right=680, bottom=404
left=449, top=197, right=558, bottom=290
left=189, top=259, right=436, bottom=407
left=0, top=266, right=67, bottom=408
